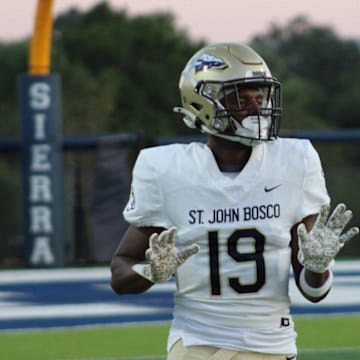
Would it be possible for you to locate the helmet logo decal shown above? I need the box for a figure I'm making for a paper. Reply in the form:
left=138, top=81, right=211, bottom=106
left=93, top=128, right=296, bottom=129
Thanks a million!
left=193, top=53, right=227, bottom=73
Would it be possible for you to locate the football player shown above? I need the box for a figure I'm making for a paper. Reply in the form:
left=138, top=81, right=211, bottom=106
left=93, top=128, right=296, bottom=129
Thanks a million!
left=110, top=43, right=359, bottom=360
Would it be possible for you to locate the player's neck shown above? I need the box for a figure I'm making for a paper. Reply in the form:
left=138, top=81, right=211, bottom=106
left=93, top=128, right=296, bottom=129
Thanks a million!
left=207, top=135, right=252, bottom=172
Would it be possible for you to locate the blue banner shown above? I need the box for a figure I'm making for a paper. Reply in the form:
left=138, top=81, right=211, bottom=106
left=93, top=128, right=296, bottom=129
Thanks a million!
left=18, top=74, right=65, bottom=267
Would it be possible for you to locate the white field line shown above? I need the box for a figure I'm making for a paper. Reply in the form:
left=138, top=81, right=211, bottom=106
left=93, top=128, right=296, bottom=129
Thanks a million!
left=300, top=346, right=360, bottom=353
left=0, top=261, right=359, bottom=284
left=0, top=303, right=172, bottom=320
left=56, top=347, right=360, bottom=360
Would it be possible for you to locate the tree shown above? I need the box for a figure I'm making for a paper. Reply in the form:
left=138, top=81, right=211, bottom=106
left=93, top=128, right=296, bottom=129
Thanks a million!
left=250, top=16, right=360, bottom=129
left=1, top=8, right=359, bottom=136
left=0, top=41, right=29, bottom=136
left=52, top=1, right=204, bottom=137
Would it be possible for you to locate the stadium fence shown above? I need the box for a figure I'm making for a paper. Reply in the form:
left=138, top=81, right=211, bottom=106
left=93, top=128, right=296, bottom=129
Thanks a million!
left=0, top=129, right=359, bottom=267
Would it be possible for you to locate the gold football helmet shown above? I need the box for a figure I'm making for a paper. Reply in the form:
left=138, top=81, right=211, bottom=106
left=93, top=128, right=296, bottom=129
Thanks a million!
left=174, top=43, right=282, bottom=146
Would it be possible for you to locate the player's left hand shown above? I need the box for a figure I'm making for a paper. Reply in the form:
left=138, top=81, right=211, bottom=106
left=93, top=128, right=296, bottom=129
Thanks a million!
left=297, top=203, right=359, bottom=273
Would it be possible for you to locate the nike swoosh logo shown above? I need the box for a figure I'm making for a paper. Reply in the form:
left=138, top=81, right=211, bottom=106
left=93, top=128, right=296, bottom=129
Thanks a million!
left=286, top=356, right=296, bottom=360
left=264, top=184, right=282, bottom=192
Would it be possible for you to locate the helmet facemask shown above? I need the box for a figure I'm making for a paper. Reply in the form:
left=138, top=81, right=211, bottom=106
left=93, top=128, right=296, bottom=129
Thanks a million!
left=198, top=79, right=281, bottom=146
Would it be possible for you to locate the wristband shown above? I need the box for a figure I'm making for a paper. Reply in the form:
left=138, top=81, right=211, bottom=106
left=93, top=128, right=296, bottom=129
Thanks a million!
left=132, top=263, right=173, bottom=283
left=132, top=263, right=154, bottom=282
left=299, top=267, right=333, bottom=298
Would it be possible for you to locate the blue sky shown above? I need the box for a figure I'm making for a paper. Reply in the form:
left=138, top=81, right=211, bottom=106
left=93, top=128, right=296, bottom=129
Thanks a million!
left=0, top=0, right=359, bottom=43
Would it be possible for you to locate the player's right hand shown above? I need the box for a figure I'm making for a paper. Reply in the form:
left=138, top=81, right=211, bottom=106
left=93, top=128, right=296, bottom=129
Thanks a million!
left=132, top=227, right=200, bottom=283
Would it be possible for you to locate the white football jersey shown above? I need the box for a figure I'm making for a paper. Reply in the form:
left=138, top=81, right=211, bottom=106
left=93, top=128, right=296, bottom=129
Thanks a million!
left=123, top=138, right=330, bottom=354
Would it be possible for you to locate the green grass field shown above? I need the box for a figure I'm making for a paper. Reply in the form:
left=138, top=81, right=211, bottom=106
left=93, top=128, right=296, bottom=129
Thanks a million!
left=0, top=316, right=359, bottom=360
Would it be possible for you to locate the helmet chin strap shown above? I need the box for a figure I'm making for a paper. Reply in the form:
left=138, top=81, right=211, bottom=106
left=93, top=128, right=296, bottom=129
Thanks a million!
left=211, top=132, right=262, bottom=147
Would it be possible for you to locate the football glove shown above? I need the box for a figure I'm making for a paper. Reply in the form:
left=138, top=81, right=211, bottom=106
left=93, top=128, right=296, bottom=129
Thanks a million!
left=297, top=203, right=359, bottom=273
left=132, top=227, right=200, bottom=283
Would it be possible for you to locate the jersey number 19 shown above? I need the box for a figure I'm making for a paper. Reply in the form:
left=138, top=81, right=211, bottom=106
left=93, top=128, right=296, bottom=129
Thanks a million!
left=208, top=228, right=266, bottom=295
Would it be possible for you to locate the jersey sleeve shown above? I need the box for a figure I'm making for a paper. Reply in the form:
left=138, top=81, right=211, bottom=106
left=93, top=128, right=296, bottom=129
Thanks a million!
left=298, top=141, right=330, bottom=220
left=122, top=149, right=171, bottom=228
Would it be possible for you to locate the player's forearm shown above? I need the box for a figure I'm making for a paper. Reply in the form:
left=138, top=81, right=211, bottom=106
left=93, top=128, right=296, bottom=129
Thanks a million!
left=110, top=257, right=153, bottom=294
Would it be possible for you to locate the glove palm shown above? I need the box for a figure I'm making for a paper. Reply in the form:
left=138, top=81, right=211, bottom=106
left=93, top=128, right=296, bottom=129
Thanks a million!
left=133, top=227, right=199, bottom=283
left=297, top=203, right=359, bottom=273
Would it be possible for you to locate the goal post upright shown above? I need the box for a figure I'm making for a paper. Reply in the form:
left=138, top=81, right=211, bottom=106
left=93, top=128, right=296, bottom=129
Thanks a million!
left=18, top=0, right=65, bottom=267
